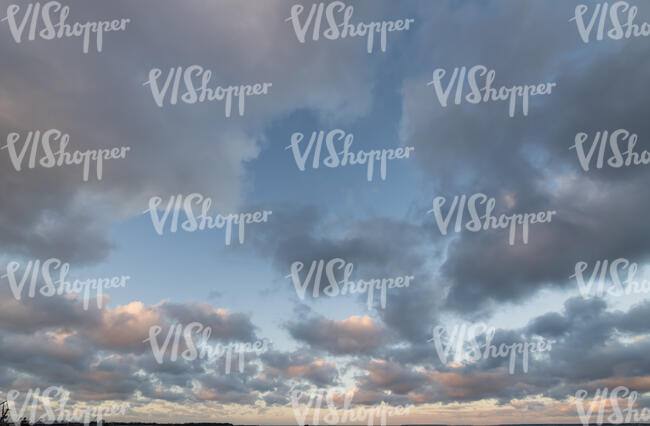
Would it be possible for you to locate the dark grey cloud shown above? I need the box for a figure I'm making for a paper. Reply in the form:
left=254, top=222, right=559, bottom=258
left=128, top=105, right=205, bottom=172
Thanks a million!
left=286, top=314, right=385, bottom=355
left=0, top=0, right=385, bottom=264
left=312, top=296, right=650, bottom=407
left=160, top=302, right=258, bottom=342
left=399, top=0, right=650, bottom=313
left=251, top=206, right=445, bottom=344
left=261, top=349, right=339, bottom=387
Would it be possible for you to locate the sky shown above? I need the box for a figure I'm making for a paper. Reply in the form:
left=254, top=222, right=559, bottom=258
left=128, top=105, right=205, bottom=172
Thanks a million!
left=1, top=0, right=650, bottom=424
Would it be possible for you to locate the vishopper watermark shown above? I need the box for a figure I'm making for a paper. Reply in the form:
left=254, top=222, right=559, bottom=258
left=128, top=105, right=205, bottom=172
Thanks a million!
left=291, top=390, right=412, bottom=426
left=571, top=129, right=650, bottom=171
left=287, top=1, right=415, bottom=53
left=1, top=258, right=129, bottom=310
left=428, top=322, right=554, bottom=375
left=143, top=65, right=272, bottom=118
left=144, top=322, right=270, bottom=374
left=6, top=386, right=128, bottom=425
left=428, top=193, right=556, bottom=246
left=572, top=258, right=650, bottom=298
left=427, top=65, right=556, bottom=118
left=575, top=386, right=650, bottom=425
left=571, top=1, right=650, bottom=44
left=287, top=258, right=413, bottom=310
left=144, top=193, right=272, bottom=246
left=286, top=129, right=414, bottom=182
left=2, top=130, right=130, bottom=182
left=1, top=1, right=129, bottom=53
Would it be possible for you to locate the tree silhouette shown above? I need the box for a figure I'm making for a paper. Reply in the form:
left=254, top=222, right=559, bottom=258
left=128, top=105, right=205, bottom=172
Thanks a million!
left=0, top=401, right=9, bottom=426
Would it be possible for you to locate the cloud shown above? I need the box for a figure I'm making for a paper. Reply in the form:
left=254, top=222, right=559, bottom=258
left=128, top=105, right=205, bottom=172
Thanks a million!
left=287, top=315, right=385, bottom=355
left=253, top=207, right=444, bottom=342
left=261, top=350, right=339, bottom=387
left=1, top=1, right=650, bottom=422
left=0, top=0, right=383, bottom=264
left=0, top=285, right=267, bottom=403
left=398, top=0, right=650, bottom=314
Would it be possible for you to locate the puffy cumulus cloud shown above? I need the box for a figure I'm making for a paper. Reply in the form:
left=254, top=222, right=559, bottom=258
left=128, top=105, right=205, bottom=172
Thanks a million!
left=193, top=388, right=258, bottom=405
left=427, top=298, right=650, bottom=405
left=0, top=283, right=104, bottom=334
left=344, top=359, right=520, bottom=406
left=252, top=206, right=445, bottom=343
left=261, top=350, right=339, bottom=387
left=251, top=207, right=436, bottom=276
left=159, top=303, right=258, bottom=342
left=356, top=359, right=430, bottom=395
left=376, top=272, right=444, bottom=344
left=260, top=391, right=288, bottom=406
left=89, top=302, right=259, bottom=355
left=0, top=274, right=258, bottom=350
left=82, top=302, right=163, bottom=351
left=0, top=331, right=152, bottom=402
left=287, top=315, right=385, bottom=355
left=191, top=364, right=262, bottom=405
left=427, top=371, right=525, bottom=403
left=1, top=232, right=648, bottom=417
left=438, top=174, right=650, bottom=314
left=0, top=289, right=267, bottom=403
left=316, top=296, right=650, bottom=408
left=396, top=0, right=650, bottom=314
left=0, top=0, right=390, bottom=263
left=521, top=298, right=650, bottom=397
left=0, top=183, right=115, bottom=264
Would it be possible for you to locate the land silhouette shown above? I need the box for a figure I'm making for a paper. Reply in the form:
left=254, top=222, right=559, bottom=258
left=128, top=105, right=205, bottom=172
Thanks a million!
left=0, top=403, right=649, bottom=426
